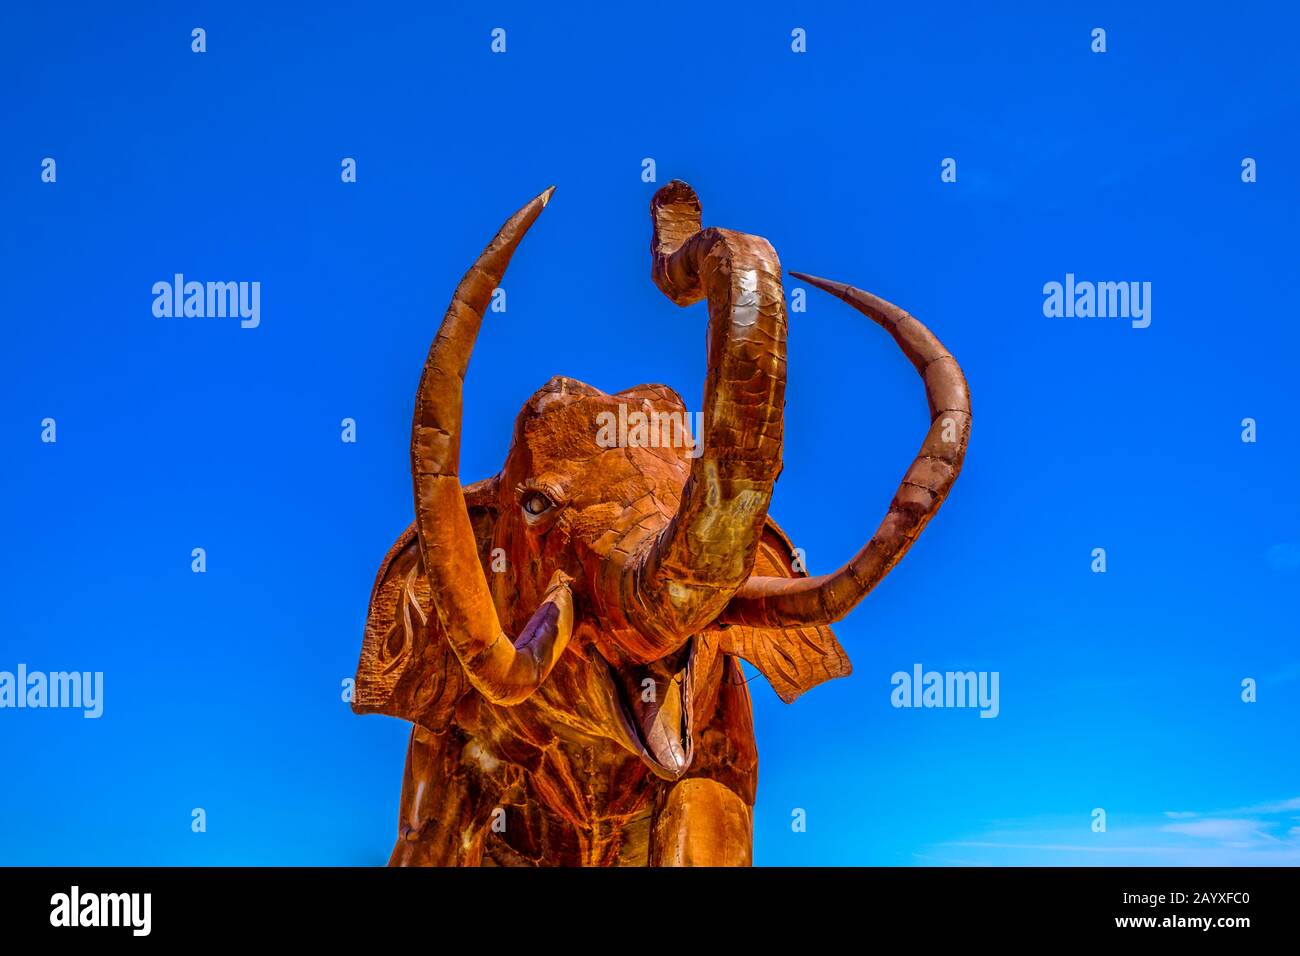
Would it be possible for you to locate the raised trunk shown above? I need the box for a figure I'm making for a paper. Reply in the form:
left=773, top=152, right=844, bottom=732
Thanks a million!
left=602, top=181, right=788, bottom=660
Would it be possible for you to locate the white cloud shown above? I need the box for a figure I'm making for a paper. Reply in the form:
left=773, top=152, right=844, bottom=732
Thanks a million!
left=933, top=795, right=1300, bottom=865
left=1241, top=796, right=1300, bottom=814
left=1160, top=818, right=1265, bottom=841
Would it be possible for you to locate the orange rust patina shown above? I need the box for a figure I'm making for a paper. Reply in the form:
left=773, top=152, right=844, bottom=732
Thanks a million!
left=352, top=181, right=971, bottom=866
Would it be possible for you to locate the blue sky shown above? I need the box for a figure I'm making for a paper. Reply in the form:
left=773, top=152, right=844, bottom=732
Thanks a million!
left=1, top=1, right=1297, bottom=865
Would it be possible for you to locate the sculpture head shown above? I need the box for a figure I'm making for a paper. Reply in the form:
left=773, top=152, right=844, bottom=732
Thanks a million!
left=354, top=181, right=970, bottom=782
left=478, top=375, right=706, bottom=657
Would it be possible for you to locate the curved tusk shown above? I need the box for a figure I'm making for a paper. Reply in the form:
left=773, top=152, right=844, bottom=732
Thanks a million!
left=411, top=187, right=574, bottom=705
left=718, top=272, right=971, bottom=628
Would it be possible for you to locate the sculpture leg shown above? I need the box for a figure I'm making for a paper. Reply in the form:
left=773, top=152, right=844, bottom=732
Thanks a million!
left=649, top=654, right=757, bottom=866
left=388, top=725, right=489, bottom=866
left=650, top=777, right=753, bottom=865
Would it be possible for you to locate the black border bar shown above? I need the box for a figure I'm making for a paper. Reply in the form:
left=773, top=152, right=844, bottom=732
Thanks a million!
left=2, top=866, right=1292, bottom=941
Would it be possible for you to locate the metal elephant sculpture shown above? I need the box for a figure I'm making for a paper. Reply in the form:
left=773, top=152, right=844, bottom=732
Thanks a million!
left=351, top=181, right=971, bottom=866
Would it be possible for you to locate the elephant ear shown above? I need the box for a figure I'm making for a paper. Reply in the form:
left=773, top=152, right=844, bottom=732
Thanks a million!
left=351, top=477, right=500, bottom=731
left=715, top=519, right=852, bottom=704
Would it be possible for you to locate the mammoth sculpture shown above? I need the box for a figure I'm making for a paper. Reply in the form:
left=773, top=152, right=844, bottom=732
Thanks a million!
left=351, top=181, right=971, bottom=866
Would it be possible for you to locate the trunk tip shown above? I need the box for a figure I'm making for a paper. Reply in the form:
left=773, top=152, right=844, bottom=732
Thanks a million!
left=651, top=180, right=703, bottom=260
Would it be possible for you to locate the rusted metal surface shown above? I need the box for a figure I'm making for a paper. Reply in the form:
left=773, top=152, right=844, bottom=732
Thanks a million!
left=352, top=181, right=971, bottom=866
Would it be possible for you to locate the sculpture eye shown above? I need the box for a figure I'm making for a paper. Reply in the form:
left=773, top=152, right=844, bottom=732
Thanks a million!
left=522, top=491, right=553, bottom=516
